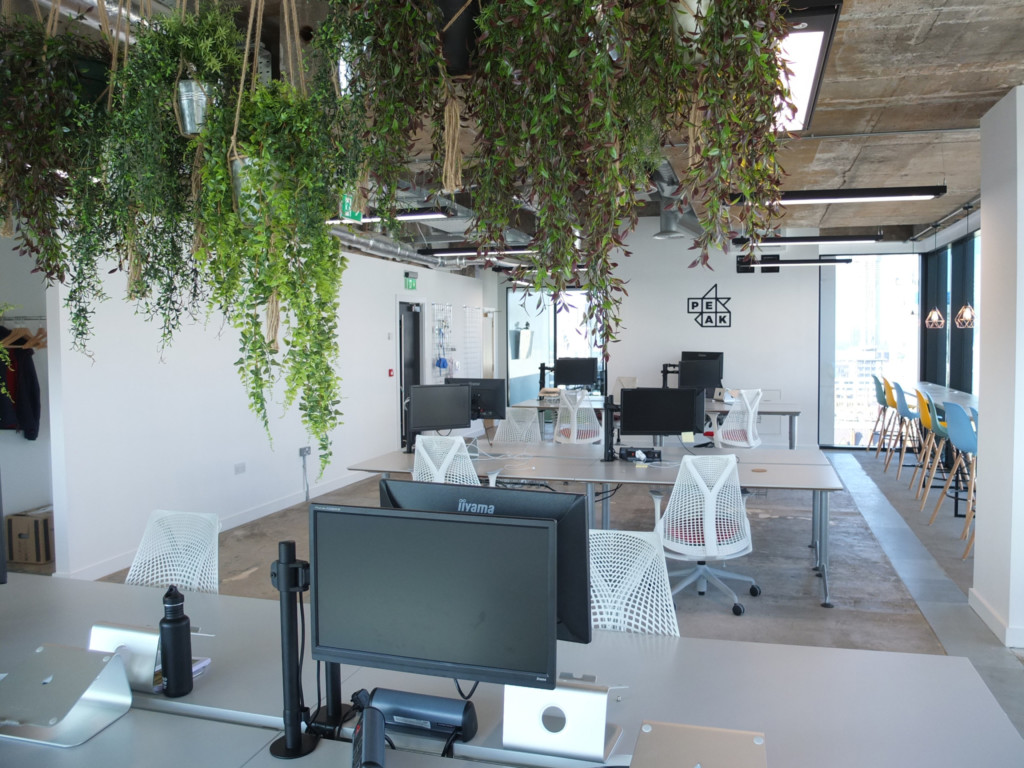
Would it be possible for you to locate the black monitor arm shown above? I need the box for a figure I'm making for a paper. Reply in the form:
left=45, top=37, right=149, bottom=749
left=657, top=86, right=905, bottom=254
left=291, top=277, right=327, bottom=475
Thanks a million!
left=661, top=363, right=679, bottom=388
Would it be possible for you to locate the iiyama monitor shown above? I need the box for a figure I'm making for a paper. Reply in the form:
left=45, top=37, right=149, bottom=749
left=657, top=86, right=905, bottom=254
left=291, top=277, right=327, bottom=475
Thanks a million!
left=444, top=377, right=508, bottom=420
left=310, top=504, right=558, bottom=689
left=619, top=387, right=705, bottom=437
left=379, top=478, right=592, bottom=644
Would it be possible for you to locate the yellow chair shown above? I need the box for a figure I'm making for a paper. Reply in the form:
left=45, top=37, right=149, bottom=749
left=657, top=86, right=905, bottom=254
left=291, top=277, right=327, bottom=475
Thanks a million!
left=875, top=377, right=899, bottom=458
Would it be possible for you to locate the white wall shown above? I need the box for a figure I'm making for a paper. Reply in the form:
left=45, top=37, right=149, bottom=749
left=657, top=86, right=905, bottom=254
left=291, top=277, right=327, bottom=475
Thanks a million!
left=44, top=248, right=482, bottom=579
left=608, top=217, right=821, bottom=447
left=970, top=85, right=1024, bottom=646
left=0, top=239, right=52, bottom=515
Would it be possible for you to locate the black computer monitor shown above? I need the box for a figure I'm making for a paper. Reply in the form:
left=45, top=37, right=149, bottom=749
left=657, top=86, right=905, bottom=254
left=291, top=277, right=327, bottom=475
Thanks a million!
left=408, top=384, right=472, bottom=431
left=554, top=357, right=598, bottom=387
left=445, top=378, right=507, bottom=420
left=379, top=478, right=591, bottom=644
left=619, top=387, right=705, bottom=437
left=0, top=468, right=6, bottom=585
left=679, top=351, right=724, bottom=395
left=310, top=504, right=558, bottom=690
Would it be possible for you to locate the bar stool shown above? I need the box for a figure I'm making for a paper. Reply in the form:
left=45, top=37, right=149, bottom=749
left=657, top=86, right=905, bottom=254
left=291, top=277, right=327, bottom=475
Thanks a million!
left=929, top=402, right=976, bottom=531
left=876, top=377, right=899, bottom=459
left=868, top=375, right=891, bottom=451
left=884, top=382, right=921, bottom=480
left=916, top=390, right=949, bottom=510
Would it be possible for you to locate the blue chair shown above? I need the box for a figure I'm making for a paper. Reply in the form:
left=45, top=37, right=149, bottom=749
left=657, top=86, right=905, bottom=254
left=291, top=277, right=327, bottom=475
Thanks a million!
left=875, top=377, right=900, bottom=458
left=884, top=382, right=921, bottom=480
left=869, top=375, right=891, bottom=452
left=929, top=403, right=977, bottom=542
left=916, top=390, right=949, bottom=510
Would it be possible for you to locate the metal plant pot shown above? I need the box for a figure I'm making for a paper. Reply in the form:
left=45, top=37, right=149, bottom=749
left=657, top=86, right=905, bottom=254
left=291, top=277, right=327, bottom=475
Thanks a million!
left=176, top=80, right=208, bottom=136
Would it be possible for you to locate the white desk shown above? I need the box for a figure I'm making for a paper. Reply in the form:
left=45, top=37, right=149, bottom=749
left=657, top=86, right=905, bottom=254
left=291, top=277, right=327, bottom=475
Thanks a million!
left=3, top=575, right=1023, bottom=768
left=349, top=445, right=843, bottom=606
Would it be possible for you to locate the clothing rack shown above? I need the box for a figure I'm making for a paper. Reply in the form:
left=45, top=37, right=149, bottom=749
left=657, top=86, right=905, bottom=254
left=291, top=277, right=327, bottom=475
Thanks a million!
left=1, top=316, right=47, bottom=350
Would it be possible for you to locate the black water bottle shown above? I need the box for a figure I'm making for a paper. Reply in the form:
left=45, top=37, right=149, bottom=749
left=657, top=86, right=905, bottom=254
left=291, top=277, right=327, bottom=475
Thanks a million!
left=159, top=585, right=193, bottom=697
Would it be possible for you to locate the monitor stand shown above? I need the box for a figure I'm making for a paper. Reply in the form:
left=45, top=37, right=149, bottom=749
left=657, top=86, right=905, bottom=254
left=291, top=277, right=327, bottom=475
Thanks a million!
left=502, top=678, right=622, bottom=763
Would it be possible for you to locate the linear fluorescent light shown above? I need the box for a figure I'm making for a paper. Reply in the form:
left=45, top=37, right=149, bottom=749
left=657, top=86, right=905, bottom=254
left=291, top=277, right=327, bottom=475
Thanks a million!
left=781, top=186, right=947, bottom=205
left=732, top=234, right=883, bottom=247
left=417, top=247, right=538, bottom=258
left=326, top=211, right=449, bottom=225
left=773, top=257, right=852, bottom=266
left=778, top=2, right=842, bottom=132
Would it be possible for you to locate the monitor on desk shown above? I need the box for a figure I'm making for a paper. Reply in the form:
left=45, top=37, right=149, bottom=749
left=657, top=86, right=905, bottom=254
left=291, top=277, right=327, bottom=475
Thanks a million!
left=554, top=357, right=599, bottom=388
left=379, top=478, right=592, bottom=644
left=679, top=351, right=723, bottom=396
left=408, top=384, right=472, bottom=432
left=445, top=377, right=507, bottom=420
left=619, top=387, right=705, bottom=438
left=310, top=503, right=558, bottom=689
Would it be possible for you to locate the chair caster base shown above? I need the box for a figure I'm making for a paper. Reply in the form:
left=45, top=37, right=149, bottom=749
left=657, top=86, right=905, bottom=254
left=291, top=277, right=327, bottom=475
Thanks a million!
left=749, top=585, right=761, bottom=597
left=732, top=603, right=745, bottom=616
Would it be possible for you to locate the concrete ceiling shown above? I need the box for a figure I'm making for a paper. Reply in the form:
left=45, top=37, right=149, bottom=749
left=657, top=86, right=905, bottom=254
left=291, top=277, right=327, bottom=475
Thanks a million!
left=763, top=0, right=1024, bottom=240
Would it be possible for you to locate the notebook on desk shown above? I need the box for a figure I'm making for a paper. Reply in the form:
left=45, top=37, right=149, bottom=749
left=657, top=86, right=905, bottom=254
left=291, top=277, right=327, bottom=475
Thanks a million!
left=630, top=720, right=767, bottom=768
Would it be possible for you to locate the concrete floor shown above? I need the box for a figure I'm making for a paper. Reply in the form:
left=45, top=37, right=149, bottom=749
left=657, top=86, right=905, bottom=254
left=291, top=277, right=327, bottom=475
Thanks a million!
left=95, top=446, right=1024, bottom=738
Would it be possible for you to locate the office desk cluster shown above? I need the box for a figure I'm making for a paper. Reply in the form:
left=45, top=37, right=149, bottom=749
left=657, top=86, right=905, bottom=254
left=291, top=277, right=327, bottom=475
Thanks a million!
left=2, top=573, right=1023, bottom=767
left=350, top=443, right=842, bottom=606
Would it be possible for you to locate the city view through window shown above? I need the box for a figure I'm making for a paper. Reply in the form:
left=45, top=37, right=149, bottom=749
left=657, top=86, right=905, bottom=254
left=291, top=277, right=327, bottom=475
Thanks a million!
left=832, top=256, right=920, bottom=447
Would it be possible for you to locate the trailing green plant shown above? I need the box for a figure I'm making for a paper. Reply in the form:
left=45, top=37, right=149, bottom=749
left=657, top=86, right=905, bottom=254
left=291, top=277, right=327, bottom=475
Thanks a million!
left=0, top=14, right=110, bottom=342
left=684, top=0, right=792, bottom=267
left=469, top=0, right=692, bottom=353
left=320, top=0, right=449, bottom=227
left=103, top=4, right=245, bottom=345
left=196, top=74, right=361, bottom=470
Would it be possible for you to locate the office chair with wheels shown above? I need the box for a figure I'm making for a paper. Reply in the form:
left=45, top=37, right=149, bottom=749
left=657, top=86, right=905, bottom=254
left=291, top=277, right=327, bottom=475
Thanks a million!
left=588, top=529, right=680, bottom=636
left=413, top=435, right=481, bottom=485
left=554, top=389, right=602, bottom=444
left=125, top=510, right=220, bottom=594
left=653, top=454, right=760, bottom=615
left=493, top=407, right=542, bottom=443
left=712, top=389, right=762, bottom=448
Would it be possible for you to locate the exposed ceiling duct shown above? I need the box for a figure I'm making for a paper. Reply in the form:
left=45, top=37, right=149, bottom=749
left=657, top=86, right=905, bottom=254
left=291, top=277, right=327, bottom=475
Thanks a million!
left=650, top=160, right=701, bottom=240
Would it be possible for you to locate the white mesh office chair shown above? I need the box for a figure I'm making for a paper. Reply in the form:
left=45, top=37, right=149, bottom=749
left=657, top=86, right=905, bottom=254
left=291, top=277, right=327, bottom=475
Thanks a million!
left=554, top=389, right=602, bottom=444
left=588, top=529, right=680, bottom=636
left=713, top=388, right=762, bottom=448
left=493, top=407, right=543, bottom=443
left=413, top=435, right=481, bottom=485
left=653, top=454, right=760, bottom=615
left=125, top=510, right=220, bottom=594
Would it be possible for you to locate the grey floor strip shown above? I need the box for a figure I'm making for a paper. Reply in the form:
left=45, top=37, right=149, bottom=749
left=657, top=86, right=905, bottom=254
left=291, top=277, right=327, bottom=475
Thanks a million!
left=831, top=452, right=1024, bottom=736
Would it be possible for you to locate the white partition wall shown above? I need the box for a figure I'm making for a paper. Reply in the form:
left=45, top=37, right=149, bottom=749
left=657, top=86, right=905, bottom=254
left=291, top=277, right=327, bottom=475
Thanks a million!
left=39, top=249, right=481, bottom=579
left=971, top=85, right=1024, bottom=647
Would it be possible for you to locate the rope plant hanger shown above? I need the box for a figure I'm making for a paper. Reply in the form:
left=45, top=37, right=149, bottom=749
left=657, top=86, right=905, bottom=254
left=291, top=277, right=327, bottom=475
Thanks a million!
left=439, top=0, right=475, bottom=194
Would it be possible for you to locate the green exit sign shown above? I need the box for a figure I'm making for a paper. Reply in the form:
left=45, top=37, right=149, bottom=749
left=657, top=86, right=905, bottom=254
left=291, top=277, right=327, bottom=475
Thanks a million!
left=339, top=193, right=361, bottom=223
left=404, top=276, right=417, bottom=290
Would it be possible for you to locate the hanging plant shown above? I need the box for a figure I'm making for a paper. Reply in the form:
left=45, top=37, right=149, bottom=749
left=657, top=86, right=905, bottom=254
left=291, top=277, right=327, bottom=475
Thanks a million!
left=103, top=3, right=245, bottom=346
left=0, top=13, right=110, bottom=343
left=683, top=0, right=792, bottom=266
left=320, top=0, right=450, bottom=227
left=470, top=0, right=691, bottom=352
left=195, top=0, right=363, bottom=471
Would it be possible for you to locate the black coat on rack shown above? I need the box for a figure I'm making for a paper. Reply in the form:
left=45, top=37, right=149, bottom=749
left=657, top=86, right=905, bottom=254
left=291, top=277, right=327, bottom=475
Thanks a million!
left=0, top=325, right=41, bottom=440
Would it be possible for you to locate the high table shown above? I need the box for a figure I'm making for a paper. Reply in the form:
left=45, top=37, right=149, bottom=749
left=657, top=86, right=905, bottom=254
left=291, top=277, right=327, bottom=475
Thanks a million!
left=916, top=381, right=978, bottom=415
left=2, top=574, right=1023, bottom=768
left=349, top=444, right=843, bottom=606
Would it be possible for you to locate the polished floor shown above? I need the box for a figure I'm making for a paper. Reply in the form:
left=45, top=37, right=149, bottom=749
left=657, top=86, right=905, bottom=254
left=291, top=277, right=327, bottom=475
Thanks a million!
left=89, top=445, right=1024, bottom=738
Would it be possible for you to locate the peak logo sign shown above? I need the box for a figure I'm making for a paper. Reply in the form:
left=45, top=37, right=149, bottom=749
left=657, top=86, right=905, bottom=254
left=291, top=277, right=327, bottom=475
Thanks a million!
left=687, top=285, right=731, bottom=328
